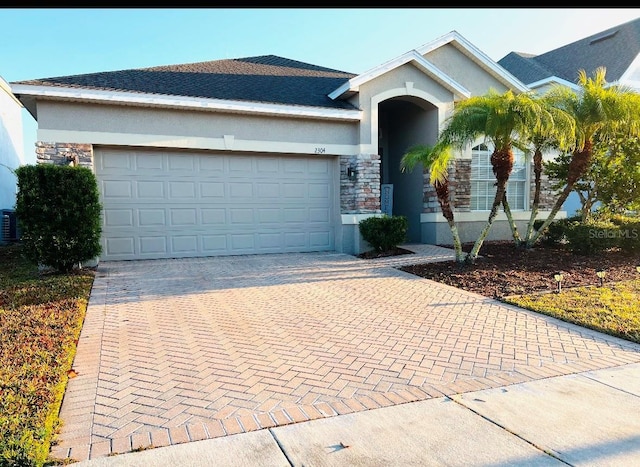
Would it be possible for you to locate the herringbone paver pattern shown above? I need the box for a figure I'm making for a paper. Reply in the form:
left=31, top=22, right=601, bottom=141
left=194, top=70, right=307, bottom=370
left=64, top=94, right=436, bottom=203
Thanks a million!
left=50, top=245, right=640, bottom=462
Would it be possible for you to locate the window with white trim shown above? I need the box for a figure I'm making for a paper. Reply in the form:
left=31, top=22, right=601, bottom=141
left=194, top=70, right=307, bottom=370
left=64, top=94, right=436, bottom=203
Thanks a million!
left=471, top=143, right=527, bottom=211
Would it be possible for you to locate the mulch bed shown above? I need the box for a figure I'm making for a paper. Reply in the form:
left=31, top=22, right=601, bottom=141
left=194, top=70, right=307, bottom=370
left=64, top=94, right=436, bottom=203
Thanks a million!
left=357, top=247, right=415, bottom=260
left=397, top=241, right=640, bottom=299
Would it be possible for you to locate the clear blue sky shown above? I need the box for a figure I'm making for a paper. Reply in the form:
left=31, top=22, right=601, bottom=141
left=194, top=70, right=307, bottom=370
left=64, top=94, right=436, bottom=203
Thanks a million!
left=2, top=8, right=639, bottom=163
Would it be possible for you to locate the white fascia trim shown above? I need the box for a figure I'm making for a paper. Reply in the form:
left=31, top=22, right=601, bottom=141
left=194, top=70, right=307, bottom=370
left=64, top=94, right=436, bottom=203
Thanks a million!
left=329, top=50, right=470, bottom=101
left=415, top=31, right=530, bottom=93
left=1, top=77, right=24, bottom=107
left=527, top=76, right=580, bottom=91
left=10, top=84, right=362, bottom=122
left=37, top=129, right=360, bottom=156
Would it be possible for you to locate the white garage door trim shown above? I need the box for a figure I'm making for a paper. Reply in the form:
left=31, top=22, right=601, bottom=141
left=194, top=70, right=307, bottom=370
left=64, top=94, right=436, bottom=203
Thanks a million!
left=95, top=148, right=337, bottom=261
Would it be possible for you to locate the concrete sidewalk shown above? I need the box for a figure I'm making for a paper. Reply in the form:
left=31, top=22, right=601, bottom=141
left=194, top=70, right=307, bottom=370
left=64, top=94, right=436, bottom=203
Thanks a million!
left=74, top=362, right=640, bottom=466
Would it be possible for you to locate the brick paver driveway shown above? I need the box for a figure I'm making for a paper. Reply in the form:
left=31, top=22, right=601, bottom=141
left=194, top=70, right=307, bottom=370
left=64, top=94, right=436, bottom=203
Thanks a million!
left=52, top=246, right=640, bottom=462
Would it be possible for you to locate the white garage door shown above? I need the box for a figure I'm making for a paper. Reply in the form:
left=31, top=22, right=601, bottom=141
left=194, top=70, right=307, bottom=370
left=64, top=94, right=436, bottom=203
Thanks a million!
left=95, top=148, right=336, bottom=261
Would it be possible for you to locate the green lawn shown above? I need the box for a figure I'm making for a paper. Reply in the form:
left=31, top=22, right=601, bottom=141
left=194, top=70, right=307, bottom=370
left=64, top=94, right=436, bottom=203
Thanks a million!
left=0, top=243, right=95, bottom=467
left=505, top=279, right=640, bottom=344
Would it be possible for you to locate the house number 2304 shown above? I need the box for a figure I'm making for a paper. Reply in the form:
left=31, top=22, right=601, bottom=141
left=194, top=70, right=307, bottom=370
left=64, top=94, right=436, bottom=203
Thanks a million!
left=314, top=147, right=326, bottom=154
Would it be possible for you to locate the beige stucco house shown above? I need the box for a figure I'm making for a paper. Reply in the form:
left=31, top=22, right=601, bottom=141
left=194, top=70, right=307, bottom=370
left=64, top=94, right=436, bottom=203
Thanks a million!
left=10, top=31, right=561, bottom=261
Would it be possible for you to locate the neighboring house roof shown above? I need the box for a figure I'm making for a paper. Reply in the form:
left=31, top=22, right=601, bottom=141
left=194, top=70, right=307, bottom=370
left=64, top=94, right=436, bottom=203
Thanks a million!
left=498, top=16, right=640, bottom=88
left=11, top=55, right=359, bottom=111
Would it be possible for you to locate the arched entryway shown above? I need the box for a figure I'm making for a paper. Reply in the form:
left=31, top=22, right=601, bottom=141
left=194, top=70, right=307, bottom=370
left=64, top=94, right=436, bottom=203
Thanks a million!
left=378, top=97, right=439, bottom=243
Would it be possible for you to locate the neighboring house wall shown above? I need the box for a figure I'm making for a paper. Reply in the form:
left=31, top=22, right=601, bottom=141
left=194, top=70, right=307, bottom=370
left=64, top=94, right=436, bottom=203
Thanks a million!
left=0, top=77, right=24, bottom=212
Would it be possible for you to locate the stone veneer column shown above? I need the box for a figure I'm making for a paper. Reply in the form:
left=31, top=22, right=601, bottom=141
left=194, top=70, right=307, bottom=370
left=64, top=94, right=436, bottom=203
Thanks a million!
left=421, top=160, right=470, bottom=214
left=36, top=142, right=94, bottom=169
left=529, top=163, right=558, bottom=211
left=340, top=154, right=381, bottom=214
left=451, top=159, right=471, bottom=211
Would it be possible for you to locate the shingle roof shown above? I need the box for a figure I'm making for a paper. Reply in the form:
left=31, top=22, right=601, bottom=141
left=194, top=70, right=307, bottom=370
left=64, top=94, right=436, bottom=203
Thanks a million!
left=498, top=17, right=640, bottom=85
left=12, top=55, right=358, bottom=110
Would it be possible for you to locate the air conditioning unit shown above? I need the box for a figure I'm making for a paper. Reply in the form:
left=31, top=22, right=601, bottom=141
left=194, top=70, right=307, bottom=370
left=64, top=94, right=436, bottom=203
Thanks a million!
left=1, top=209, right=19, bottom=244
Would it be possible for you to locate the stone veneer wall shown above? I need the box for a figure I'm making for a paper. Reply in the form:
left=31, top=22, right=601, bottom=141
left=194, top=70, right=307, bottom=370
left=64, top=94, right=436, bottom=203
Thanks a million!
left=451, top=159, right=471, bottom=211
left=36, top=142, right=93, bottom=168
left=422, top=159, right=470, bottom=214
left=529, top=163, right=558, bottom=211
left=340, top=154, right=381, bottom=213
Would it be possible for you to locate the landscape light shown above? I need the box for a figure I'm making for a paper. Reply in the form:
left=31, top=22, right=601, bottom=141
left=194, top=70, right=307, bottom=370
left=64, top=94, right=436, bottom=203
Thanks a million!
left=554, top=272, right=564, bottom=293
left=596, top=270, right=607, bottom=287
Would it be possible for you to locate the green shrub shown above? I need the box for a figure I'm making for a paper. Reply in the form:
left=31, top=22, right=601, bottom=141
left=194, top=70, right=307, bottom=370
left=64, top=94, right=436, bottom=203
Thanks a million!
left=564, top=219, right=620, bottom=255
left=359, top=215, right=408, bottom=252
left=617, top=220, right=640, bottom=252
left=15, top=164, right=102, bottom=273
left=592, top=212, right=640, bottom=252
left=533, top=216, right=580, bottom=246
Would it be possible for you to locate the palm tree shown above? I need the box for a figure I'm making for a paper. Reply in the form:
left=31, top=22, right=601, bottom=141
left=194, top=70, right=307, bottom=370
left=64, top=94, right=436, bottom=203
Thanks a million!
left=402, top=89, right=553, bottom=263
left=401, top=141, right=464, bottom=262
left=527, top=67, right=640, bottom=247
left=449, top=90, right=553, bottom=263
left=521, top=96, right=576, bottom=246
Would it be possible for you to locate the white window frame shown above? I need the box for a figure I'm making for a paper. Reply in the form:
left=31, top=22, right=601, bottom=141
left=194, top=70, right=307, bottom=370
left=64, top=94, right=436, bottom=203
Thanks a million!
left=470, top=143, right=529, bottom=211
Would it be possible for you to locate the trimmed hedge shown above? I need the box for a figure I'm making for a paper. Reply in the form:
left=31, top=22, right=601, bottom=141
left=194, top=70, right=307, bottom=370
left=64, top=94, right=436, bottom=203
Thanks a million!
left=359, top=215, right=408, bottom=252
left=15, top=164, right=102, bottom=273
left=534, top=214, right=640, bottom=254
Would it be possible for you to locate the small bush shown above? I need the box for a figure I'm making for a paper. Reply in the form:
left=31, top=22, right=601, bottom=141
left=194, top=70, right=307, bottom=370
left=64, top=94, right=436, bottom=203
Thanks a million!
left=15, top=164, right=102, bottom=273
left=564, top=219, right=620, bottom=255
left=592, top=212, right=640, bottom=252
left=534, top=216, right=579, bottom=246
left=359, top=215, right=408, bottom=252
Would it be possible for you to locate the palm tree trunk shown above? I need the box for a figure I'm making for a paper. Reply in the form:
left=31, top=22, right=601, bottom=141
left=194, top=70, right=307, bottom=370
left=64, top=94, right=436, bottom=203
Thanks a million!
left=434, top=181, right=464, bottom=262
left=466, top=148, right=514, bottom=263
left=466, top=181, right=507, bottom=263
left=524, top=148, right=543, bottom=244
left=527, top=142, right=593, bottom=247
left=502, top=196, right=522, bottom=246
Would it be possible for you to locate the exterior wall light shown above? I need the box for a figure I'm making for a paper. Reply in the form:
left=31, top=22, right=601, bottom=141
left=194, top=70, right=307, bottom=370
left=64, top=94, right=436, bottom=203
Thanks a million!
left=346, top=165, right=358, bottom=181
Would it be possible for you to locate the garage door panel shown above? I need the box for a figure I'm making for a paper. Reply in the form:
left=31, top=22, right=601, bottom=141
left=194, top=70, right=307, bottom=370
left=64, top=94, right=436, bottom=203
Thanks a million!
left=137, top=181, right=164, bottom=198
left=96, top=149, right=336, bottom=260
left=139, top=236, right=167, bottom=255
left=309, top=183, right=329, bottom=198
left=172, top=235, right=198, bottom=253
left=136, top=154, right=163, bottom=170
left=139, top=209, right=166, bottom=226
left=202, top=209, right=226, bottom=224
left=168, top=154, right=195, bottom=171
left=200, top=182, right=225, bottom=197
left=105, top=237, right=135, bottom=256
left=310, top=232, right=331, bottom=248
left=170, top=209, right=197, bottom=226
left=104, top=209, right=134, bottom=227
left=103, top=180, right=132, bottom=198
